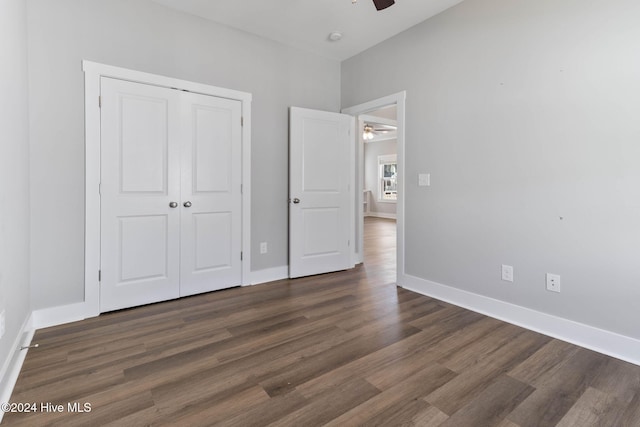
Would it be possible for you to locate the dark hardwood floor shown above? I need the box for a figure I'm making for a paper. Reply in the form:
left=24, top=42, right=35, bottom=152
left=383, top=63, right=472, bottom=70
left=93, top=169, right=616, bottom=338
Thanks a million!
left=5, top=217, right=640, bottom=426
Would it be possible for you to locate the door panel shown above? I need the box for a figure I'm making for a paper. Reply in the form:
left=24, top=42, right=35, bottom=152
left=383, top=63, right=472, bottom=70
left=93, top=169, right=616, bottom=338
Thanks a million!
left=302, top=121, right=342, bottom=192
left=100, top=78, right=181, bottom=312
left=303, top=208, right=341, bottom=255
left=119, top=96, right=169, bottom=193
left=118, top=215, right=170, bottom=282
left=289, top=107, right=354, bottom=278
left=179, top=92, right=242, bottom=296
left=193, top=106, right=233, bottom=193
left=192, top=212, right=232, bottom=271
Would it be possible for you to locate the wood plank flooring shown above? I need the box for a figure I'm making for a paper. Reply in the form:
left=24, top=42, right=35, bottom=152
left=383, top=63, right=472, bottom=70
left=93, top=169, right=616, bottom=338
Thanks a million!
left=5, top=217, right=640, bottom=426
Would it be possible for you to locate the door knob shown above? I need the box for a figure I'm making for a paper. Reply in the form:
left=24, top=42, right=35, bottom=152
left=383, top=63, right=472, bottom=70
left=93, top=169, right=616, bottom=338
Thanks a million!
left=169, top=202, right=178, bottom=208
left=292, top=198, right=300, bottom=204
left=183, top=201, right=192, bottom=208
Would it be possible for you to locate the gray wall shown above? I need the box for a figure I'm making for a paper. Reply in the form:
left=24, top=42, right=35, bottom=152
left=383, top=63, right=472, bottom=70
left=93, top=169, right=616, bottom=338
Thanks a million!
left=27, top=0, right=341, bottom=309
left=364, top=140, right=397, bottom=216
left=0, top=0, right=31, bottom=373
left=342, top=0, right=640, bottom=339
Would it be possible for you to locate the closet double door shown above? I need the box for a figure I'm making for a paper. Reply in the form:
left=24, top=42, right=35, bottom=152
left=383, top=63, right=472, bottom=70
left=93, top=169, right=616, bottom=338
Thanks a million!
left=100, top=77, right=242, bottom=312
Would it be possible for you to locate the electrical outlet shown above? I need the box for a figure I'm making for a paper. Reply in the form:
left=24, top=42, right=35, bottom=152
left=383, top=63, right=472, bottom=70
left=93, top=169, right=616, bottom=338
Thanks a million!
left=546, top=273, right=561, bottom=293
left=260, top=242, right=268, bottom=254
left=501, top=265, right=514, bottom=282
left=0, top=310, right=5, bottom=339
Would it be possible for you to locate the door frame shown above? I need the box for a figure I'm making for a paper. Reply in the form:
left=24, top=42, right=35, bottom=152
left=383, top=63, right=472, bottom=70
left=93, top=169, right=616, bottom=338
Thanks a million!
left=342, top=91, right=406, bottom=279
left=83, top=60, right=252, bottom=318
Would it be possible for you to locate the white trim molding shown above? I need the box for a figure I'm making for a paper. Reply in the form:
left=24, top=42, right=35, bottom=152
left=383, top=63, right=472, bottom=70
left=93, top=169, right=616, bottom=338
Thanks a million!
left=31, top=302, right=87, bottom=330
left=250, top=266, right=289, bottom=286
left=0, top=313, right=34, bottom=423
left=342, top=91, right=407, bottom=280
left=82, top=60, right=252, bottom=319
left=399, top=273, right=640, bottom=366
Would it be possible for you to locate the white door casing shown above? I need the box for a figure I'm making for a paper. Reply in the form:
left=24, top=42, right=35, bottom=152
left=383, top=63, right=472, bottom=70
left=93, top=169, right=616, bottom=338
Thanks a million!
left=342, top=91, right=406, bottom=278
left=84, top=61, right=252, bottom=320
left=289, top=107, right=355, bottom=278
left=99, top=77, right=243, bottom=312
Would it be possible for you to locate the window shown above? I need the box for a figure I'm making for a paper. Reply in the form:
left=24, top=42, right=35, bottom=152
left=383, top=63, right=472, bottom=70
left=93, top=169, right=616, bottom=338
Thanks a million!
left=378, top=154, right=397, bottom=202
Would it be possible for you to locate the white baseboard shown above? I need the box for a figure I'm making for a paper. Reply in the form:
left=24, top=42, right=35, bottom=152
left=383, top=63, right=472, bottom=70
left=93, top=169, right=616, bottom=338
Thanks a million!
left=365, top=212, right=397, bottom=220
left=249, top=266, right=289, bottom=286
left=0, top=313, right=35, bottom=424
left=399, top=273, right=640, bottom=366
left=32, top=302, right=89, bottom=330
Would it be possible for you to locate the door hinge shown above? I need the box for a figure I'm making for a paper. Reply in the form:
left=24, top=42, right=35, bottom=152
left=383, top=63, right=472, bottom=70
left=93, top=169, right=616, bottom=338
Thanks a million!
left=98, top=270, right=101, bottom=281
left=241, top=116, right=244, bottom=127
left=98, top=96, right=101, bottom=108
left=348, top=240, right=351, bottom=247
left=240, top=252, right=243, bottom=261
left=240, top=183, right=243, bottom=194
left=98, top=183, right=101, bottom=194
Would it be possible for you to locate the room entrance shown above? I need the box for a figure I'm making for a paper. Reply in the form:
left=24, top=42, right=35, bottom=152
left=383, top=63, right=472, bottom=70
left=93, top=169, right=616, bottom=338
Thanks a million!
left=342, top=92, right=406, bottom=283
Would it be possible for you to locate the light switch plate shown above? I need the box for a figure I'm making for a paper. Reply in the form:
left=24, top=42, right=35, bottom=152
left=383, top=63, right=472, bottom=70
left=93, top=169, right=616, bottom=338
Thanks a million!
left=418, top=173, right=430, bottom=187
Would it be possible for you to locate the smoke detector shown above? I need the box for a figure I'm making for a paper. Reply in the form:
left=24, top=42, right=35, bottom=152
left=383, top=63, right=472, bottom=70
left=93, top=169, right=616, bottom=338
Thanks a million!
left=328, top=31, right=343, bottom=42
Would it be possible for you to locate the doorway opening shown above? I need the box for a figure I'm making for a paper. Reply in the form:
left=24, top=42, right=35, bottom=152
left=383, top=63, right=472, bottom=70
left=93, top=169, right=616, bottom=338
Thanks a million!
left=361, top=106, right=397, bottom=279
left=342, top=91, right=406, bottom=284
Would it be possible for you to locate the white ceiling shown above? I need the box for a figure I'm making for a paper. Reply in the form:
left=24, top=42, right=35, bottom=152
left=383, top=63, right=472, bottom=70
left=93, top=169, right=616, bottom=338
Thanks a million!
left=151, top=0, right=464, bottom=61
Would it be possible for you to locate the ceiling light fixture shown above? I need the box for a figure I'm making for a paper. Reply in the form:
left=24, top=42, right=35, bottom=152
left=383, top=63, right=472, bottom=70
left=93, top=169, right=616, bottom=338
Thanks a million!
left=363, top=123, right=397, bottom=141
left=363, top=124, right=374, bottom=140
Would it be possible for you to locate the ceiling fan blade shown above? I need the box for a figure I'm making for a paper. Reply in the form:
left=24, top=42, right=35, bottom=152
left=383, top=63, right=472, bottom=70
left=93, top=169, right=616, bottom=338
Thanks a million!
left=372, top=125, right=397, bottom=132
left=372, top=0, right=395, bottom=11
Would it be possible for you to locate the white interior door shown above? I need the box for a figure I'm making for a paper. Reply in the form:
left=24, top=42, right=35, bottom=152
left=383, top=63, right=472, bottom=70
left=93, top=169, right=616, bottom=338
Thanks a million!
left=289, top=107, right=354, bottom=278
left=100, top=77, right=181, bottom=312
left=100, top=78, right=243, bottom=312
left=179, top=92, right=243, bottom=296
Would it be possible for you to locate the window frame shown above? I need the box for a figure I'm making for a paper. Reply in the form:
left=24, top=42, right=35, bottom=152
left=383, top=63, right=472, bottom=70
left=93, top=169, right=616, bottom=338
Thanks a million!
left=377, top=154, right=397, bottom=203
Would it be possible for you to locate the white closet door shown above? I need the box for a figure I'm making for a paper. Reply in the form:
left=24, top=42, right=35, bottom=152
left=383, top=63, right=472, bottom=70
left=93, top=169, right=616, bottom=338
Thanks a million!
left=100, top=78, right=181, bottom=312
left=179, top=92, right=243, bottom=296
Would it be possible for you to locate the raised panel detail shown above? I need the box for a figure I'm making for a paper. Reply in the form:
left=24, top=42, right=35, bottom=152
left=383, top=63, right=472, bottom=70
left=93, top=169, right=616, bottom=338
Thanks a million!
left=119, top=215, right=168, bottom=283
left=119, top=95, right=168, bottom=193
left=302, top=208, right=340, bottom=257
left=193, top=212, right=232, bottom=271
left=302, top=119, right=341, bottom=193
left=193, top=106, right=232, bottom=193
